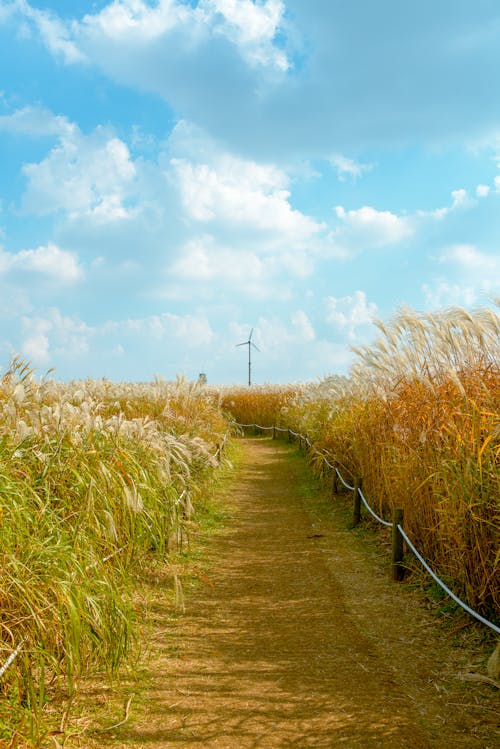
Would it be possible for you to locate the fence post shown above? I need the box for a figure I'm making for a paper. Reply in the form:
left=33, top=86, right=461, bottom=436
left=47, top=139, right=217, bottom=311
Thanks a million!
left=353, top=478, right=362, bottom=526
left=391, top=508, right=405, bottom=581
left=332, top=466, right=339, bottom=496
left=288, top=428, right=291, bottom=443
left=272, top=426, right=276, bottom=440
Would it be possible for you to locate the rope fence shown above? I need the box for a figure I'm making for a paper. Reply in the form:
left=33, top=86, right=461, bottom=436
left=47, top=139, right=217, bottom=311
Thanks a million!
left=236, top=421, right=500, bottom=637
left=0, top=640, right=25, bottom=680
left=0, top=432, right=230, bottom=682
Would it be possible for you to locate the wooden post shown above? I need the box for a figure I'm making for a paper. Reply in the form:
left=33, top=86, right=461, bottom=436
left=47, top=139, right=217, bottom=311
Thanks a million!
left=353, top=478, right=362, bottom=526
left=332, top=467, right=339, bottom=496
left=391, top=508, right=405, bottom=581
left=288, top=428, right=291, bottom=442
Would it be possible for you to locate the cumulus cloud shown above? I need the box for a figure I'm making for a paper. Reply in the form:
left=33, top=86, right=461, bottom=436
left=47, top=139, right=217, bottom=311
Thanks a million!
left=21, top=126, right=137, bottom=219
left=202, top=0, right=288, bottom=70
left=325, top=291, right=377, bottom=340
left=0, top=243, right=83, bottom=283
left=8, top=0, right=288, bottom=76
left=171, top=150, right=322, bottom=242
left=333, top=205, right=413, bottom=254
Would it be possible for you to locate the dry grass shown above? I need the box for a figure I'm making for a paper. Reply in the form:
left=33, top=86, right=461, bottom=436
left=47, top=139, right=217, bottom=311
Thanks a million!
left=216, top=384, right=300, bottom=428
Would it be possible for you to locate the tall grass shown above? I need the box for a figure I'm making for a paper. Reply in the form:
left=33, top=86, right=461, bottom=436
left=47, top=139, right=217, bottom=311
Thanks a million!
left=217, top=384, right=300, bottom=427
left=285, top=305, right=499, bottom=622
left=0, top=361, right=229, bottom=744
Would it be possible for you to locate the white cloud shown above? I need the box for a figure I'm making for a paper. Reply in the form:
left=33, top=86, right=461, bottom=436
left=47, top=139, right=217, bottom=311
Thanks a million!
left=440, top=243, right=498, bottom=272
left=14, top=0, right=86, bottom=64
left=329, top=154, right=372, bottom=181
left=450, top=188, right=473, bottom=209
left=0, top=243, right=83, bottom=283
left=80, top=0, right=188, bottom=41
left=22, top=332, right=50, bottom=363
left=168, top=236, right=306, bottom=300
left=424, top=244, right=500, bottom=308
left=20, top=308, right=90, bottom=364
left=325, top=291, right=377, bottom=340
left=334, top=205, right=413, bottom=253
left=108, top=311, right=214, bottom=346
left=171, top=154, right=322, bottom=242
left=18, top=307, right=213, bottom=371
left=202, top=0, right=288, bottom=70
left=22, top=127, right=137, bottom=219
left=291, top=309, right=315, bottom=342
left=423, top=282, right=477, bottom=310
left=11, top=0, right=287, bottom=72
left=172, top=235, right=263, bottom=282
left=6, top=0, right=500, bottom=161
left=0, top=105, right=75, bottom=138
left=476, top=183, right=490, bottom=198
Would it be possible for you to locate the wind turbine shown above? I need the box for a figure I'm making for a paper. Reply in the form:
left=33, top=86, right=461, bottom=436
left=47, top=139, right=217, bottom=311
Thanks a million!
left=236, top=328, right=260, bottom=386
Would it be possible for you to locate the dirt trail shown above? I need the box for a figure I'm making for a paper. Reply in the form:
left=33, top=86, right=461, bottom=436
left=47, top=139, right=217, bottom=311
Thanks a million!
left=91, top=438, right=498, bottom=748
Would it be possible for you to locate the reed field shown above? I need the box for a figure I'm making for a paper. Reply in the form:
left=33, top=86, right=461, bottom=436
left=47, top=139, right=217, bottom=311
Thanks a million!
left=0, top=360, right=229, bottom=744
left=2, top=302, right=499, bottom=744
left=217, top=384, right=299, bottom=428
left=222, top=304, right=500, bottom=626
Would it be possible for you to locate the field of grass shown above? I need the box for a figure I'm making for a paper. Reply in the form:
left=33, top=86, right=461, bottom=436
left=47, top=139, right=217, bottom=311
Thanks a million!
left=0, top=360, right=229, bottom=745
left=221, top=305, right=500, bottom=626
left=2, top=302, right=499, bottom=744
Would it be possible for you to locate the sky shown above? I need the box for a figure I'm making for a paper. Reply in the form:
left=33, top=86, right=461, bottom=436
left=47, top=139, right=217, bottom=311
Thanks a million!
left=0, top=0, right=499, bottom=385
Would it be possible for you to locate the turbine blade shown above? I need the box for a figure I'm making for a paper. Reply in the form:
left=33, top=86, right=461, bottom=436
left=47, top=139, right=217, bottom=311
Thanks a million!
left=249, top=328, right=254, bottom=341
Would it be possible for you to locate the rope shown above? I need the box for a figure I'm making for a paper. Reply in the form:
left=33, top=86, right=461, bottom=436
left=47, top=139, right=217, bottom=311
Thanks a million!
left=359, top=489, right=393, bottom=528
left=398, top=525, right=500, bottom=636
left=0, top=640, right=25, bottom=679
left=236, top=423, right=274, bottom=430
left=335, top=466, right=355, bottom=492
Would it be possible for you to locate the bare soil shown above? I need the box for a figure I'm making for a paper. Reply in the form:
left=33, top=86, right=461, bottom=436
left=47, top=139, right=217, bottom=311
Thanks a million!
left=80, top=437, right=499, bottom=748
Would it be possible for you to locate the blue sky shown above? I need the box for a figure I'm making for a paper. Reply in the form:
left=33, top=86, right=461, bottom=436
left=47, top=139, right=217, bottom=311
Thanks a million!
left=0, top=0, right=499, bottom=384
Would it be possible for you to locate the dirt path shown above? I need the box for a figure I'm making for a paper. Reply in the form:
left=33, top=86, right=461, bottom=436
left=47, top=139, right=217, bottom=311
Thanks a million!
left=88, top=438, right=498, bottom=748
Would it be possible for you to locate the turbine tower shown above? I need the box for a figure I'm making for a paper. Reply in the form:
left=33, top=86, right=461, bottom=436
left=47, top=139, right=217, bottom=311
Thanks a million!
left=236, top=328, right=260, bottom=386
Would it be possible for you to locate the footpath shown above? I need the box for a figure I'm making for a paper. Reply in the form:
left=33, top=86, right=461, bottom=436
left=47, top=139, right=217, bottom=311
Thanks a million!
left=86, top=438, right=499, bottom=749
